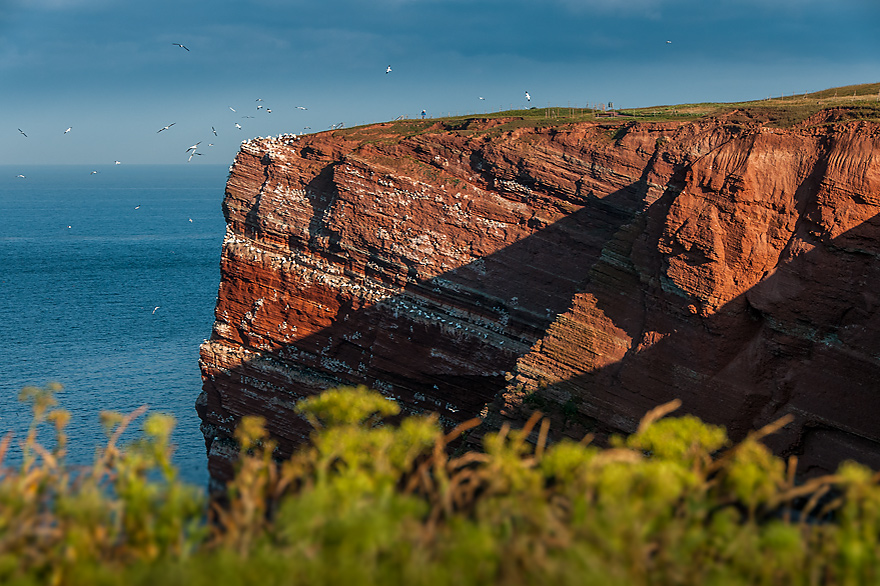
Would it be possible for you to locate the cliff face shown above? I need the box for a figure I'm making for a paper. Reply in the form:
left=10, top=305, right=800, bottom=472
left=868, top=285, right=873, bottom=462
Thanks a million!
left=198, top=113, right=880, bottom=483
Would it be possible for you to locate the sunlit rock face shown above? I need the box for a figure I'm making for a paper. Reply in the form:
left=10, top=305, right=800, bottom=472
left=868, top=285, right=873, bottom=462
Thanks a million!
left=198, top=114, right=880, bottom=484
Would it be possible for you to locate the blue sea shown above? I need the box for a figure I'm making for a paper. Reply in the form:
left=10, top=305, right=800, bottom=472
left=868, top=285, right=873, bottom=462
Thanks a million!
left=0, top=164, right=229, bottom=488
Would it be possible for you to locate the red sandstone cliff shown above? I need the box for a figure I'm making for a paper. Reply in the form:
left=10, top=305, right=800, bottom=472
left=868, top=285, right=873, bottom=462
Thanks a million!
left=198, top=112, right=880, bottom=483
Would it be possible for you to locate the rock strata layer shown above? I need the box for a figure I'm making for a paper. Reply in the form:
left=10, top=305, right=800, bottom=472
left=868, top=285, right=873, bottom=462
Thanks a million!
left=198, top=114, right=880, bottom=483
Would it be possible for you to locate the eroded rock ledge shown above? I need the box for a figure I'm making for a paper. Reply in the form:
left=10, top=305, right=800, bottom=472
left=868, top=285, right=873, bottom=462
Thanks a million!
left=198, top=115, right=880, bottom=484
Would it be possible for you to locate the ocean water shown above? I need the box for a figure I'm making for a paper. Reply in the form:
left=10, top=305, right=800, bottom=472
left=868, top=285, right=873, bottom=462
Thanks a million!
left=0, top=164, right=229, bottom=488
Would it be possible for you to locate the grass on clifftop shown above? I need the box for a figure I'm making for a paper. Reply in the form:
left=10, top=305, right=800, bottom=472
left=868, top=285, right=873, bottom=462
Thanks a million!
left=4, top=383, right=880, bottom=585
left=619, top=82, right=880, bottom=128
left=337, top=82, right=880, bottom=143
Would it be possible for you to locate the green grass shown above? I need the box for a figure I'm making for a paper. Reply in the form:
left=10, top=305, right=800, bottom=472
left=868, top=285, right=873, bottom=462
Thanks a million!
left=331, top=82, right=880, bottom=140
left=615, top=82, right=880, bottom=127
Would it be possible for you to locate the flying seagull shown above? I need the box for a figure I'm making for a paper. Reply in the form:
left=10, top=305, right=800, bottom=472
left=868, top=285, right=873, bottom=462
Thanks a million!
left=188, top=151, right=202, bottom=162
left=64, top=127, right=72, bottom=134
left=235, top=123, right=242, bottom=130
left=152, top=306, right=160, bottom=314
left=386, top=65, right=392, bottom=74
left=296, top=106, right=308, bottom=110
left=666, top=40, right=672, bottom=44
left=212, top=126, right=217, bottom=136
left=157, top=122, right=176, bottom=133
left=525, top=91, right=531, bottom=102
left=229, top=106, right=236, bottom=112
left=16, top=174, right=25, bottom=178
left=186, top=142, right=201, bottom=153
left=17, top=128, right=27, bottom=137
left=90, top=170, right=98, bottom=175
left=172, top=43, right=189, bottom=51
left=115, top=161, right=121, bottom=165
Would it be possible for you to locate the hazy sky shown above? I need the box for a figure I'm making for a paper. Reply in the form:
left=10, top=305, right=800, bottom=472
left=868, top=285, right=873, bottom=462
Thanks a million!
left=2, top=0, right=879, bottom=165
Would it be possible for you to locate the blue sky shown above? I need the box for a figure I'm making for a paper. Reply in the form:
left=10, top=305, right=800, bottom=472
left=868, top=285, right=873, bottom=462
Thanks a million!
left=2, top=0, right=879, bottom=165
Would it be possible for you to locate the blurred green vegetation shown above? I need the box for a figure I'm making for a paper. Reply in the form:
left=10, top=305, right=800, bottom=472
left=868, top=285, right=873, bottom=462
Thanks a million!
left=3, top=383, right=880, bottom=585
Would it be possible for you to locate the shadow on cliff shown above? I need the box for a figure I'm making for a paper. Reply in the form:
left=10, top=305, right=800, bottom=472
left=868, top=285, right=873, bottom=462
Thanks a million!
left=200, top=164, right=666, bottom=476
left=504, top=205, right=880, bottom=477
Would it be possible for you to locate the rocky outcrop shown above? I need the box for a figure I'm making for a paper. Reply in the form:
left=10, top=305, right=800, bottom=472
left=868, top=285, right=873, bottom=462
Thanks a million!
left=198, top=114, right=880, bottom=484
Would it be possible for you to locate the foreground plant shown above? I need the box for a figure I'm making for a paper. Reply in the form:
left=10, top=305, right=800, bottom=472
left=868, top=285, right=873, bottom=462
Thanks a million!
left=2, top=383, right=880, bottom=585
left=0, top=384, right=205, bottom=585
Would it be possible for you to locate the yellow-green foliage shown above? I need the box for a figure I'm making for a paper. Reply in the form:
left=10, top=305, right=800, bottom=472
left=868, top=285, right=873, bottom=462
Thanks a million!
left=0, top=384, right=205, bottom=586
left=3, top=383, right=880, bottom=585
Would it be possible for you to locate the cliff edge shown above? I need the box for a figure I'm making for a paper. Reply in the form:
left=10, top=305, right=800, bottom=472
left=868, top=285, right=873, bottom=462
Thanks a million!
left=198, top=108, right=880, bottom=483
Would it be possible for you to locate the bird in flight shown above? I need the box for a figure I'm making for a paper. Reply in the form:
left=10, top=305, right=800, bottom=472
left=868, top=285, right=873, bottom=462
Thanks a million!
left=479, top=97, right=485, bottom=100
left=17, top=128, right=27, bottom=137
left=229, top=106, right=236, bottom=112
left=115, top=161, right=121, bottom=165
left=188, top=151, right=202, bottom=162
left=152, top=306, right=160, bottom=314
left=666, top=40, right=672, bottom=44
left=386, top=65, right=392, bottom=74
left=90, top=170, right=98, bottom=175
left=64, top=127, right=72, bottom=134
left=135, top=205, right=140, bottom=209
left=212, top=126, right=217, bottom=136
left=235, top=123, right=242, bottom=130
left=172, top=43, right=189, bottom=51
left=525, top=91, right=531, bottom=102
left=296, top=106, right=307, bottom=110
left=157, top=122, right=176, bottom=133
left=16, top=174, right=25, bottom=179
left=186, top=142, right=201, bottom=153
